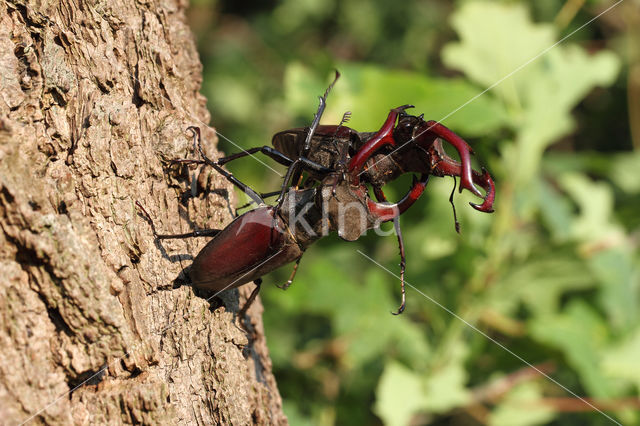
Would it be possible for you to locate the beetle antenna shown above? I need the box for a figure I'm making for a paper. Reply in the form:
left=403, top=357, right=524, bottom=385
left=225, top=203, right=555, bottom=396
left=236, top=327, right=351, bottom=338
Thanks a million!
left=328, top=111, right=352, bottom=154
left=333, top=111, right=352, bottom=136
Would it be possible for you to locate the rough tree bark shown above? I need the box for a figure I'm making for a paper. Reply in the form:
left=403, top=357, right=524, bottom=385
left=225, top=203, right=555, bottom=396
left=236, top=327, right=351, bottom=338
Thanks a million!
left=0, top=0, right=286, bottom=424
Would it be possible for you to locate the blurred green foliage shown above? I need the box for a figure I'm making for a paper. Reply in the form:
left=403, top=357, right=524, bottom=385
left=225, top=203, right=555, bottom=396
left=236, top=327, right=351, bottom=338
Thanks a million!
left=188, top=0, right=640, bottom=424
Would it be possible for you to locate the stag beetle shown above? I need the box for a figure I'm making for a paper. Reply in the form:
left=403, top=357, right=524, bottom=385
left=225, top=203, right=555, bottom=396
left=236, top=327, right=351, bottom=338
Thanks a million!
left=138, top=72, right=495, bottom=315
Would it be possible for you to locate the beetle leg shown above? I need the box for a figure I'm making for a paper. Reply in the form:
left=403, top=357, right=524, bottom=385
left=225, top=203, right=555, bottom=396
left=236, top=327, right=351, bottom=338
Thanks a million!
left=186, top=127, right=265, bottom=206
left=217, top=146, right=294, bottom=168
left=136, top=201, right=220, bottom=239
left=238, top=279, right=262, bottom=318
left=347, top=105, right=414, bottom=183
left=277, top=256, right=302, bottom=290
left=275, top=157, right=333, bottom=206
left=272, top=156, right=333, bottom=238
left=391, top=217, right=406, bottom=315
left=372, top=188, right=407, bottom=315
left=235, top=190, right=281, bottom=214
left=170, top=158, right=206, bottom=166
left=448, top=177, right=461, bottom=234
left=320, top=172, right=342, bottom=196
left=171, top=145, right=294, bottom=169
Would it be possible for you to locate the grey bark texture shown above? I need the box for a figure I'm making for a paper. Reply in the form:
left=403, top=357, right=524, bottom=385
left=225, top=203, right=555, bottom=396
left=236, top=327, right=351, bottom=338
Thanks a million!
left=0, top=0, right=286, bottom=424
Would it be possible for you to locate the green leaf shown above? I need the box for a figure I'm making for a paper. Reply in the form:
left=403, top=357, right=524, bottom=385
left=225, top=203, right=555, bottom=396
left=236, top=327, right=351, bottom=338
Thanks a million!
left=559, top=173, right=622, bottom=243
left=443, top=2, right=555, bottom=105
left=421, top=343, right=471, bottom=413
left=590, top=248, right=639, bottom=333
left=529, top=301, right=614, bottom=398
left=609, top=151, right=640, bottom=194
left=442, top=1, right=620, bottom=183
left=283, top=62, right=330, bottom=120
left=291, top=254, right=432, bottom=368
left=283, top=62, right=509, bottom=136
left=511, top=45, right=619, bottom=185
left=334, top=270, right=432, bottom=368
left=536, top=179, right=575, bottom=242
left=282, top=399, right=316, bottom=426
left=489, top=382, right=555, bottom=426
left=374, top=361, right=427, bottom=426
left=374, top=342, right=471, bottom=425
left=488, top=256, right=597, bottom=318
left=602, top=327, right=640, bottom=392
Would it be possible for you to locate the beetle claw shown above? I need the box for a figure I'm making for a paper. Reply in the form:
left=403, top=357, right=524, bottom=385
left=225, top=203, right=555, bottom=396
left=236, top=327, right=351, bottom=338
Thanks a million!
left=391, top=304, right=405, bottom=315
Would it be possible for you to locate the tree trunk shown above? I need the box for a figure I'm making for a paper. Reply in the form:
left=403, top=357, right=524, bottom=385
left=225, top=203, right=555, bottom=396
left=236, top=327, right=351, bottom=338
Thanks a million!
left=0, top=0, right=286, bottom=424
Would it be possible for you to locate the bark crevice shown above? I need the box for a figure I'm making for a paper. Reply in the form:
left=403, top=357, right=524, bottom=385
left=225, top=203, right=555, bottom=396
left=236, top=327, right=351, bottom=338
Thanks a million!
left=0, top=0, right=286, bottom=424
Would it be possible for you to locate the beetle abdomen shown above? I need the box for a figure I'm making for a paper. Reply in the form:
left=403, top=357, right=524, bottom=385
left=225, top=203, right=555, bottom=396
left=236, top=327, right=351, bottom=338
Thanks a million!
left=189, top=207, right=302, bottom=292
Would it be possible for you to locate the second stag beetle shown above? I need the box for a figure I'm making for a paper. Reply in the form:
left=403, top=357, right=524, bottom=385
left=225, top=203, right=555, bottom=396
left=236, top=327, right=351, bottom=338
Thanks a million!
left=138, top=72, right=495, bottom=315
